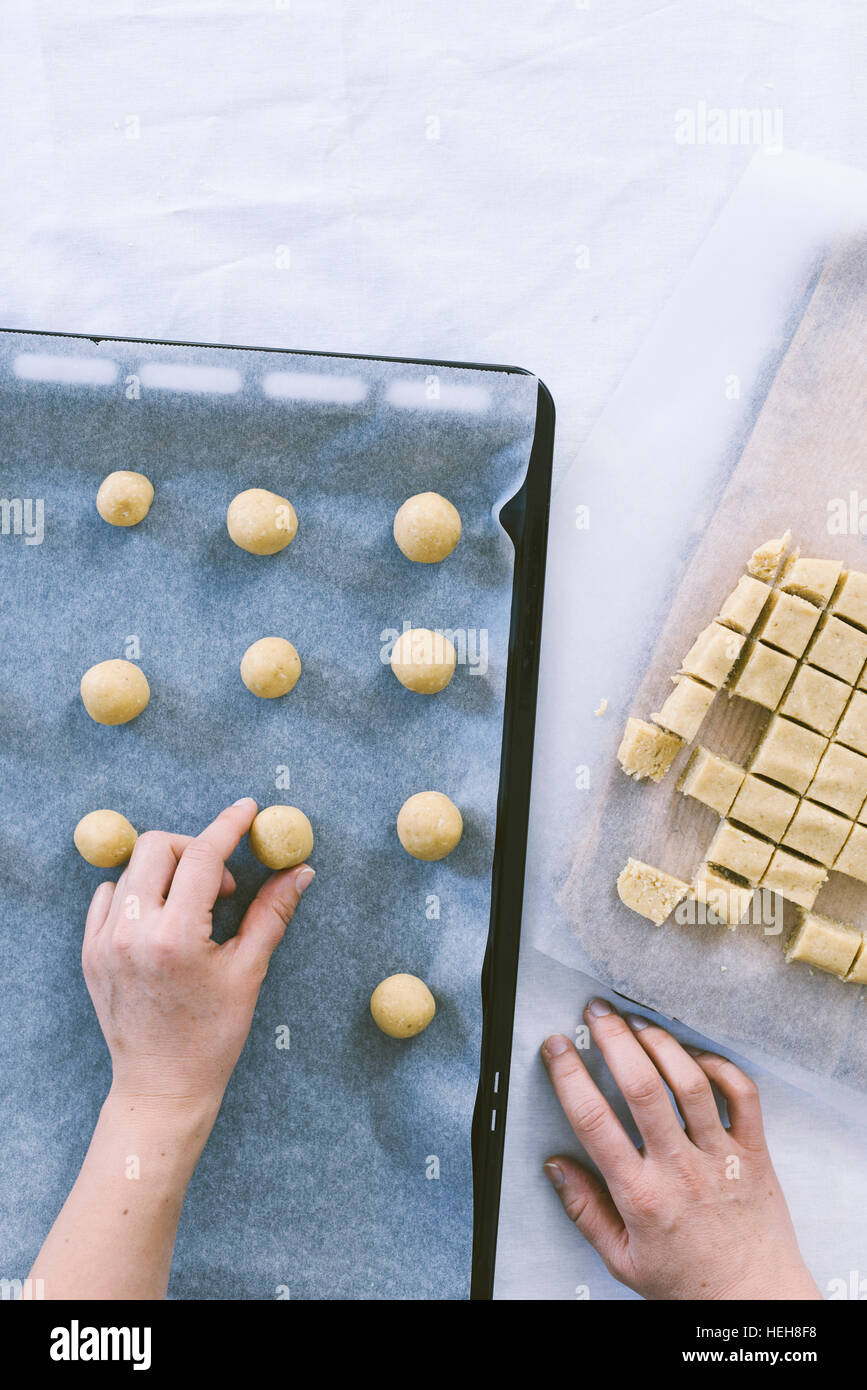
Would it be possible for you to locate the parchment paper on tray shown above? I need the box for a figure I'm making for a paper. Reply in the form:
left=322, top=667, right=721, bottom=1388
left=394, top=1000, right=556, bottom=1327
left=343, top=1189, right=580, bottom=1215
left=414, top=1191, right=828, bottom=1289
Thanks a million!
left=0, top=331, right=539, bottom=1299
left=557, top=237, right=867, bottom=1101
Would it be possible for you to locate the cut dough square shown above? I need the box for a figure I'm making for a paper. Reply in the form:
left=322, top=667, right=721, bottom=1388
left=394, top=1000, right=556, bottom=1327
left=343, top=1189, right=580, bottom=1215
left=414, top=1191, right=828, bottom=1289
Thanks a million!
left=617, top=718, right=683, bottom=783
left=679, top=622, right=746, bottom=687
left=616, top=858, right=689, bottom=925
left=716, top=575, right=772, bottom=635
left=779, top=554, right=842, bottom=606
left=749, top=715, right=827, bottom=795
left=761, top=849, right=827, bottom=910
left=651, top=677, right=715, bottom=742
left=806, top=614, right=867, bottom=685
left=729, top=774, right=798, bottom=841
left=835, top=690, right=867, bottom=758
left=779, top=665, right=849, bottom=736
left=832, top=570, right=867, bottom=630
left=782, top=800, right=852, bottom=867
left=785, top=910, right=861, bottom=979
left=688, top=865, right=754, bottom=929
left=808, top=742, right=867, bottom=818
left=706, top=822, right=775, bottom=885
left=845, top=938, right=867, bottom=984
left=834, top=823, right=867, bottom=884
left=730, top=642, right=795, bottom=711
left=757, top=590, right=821, bottom=658
left=676, top=746, right=745, bottom=816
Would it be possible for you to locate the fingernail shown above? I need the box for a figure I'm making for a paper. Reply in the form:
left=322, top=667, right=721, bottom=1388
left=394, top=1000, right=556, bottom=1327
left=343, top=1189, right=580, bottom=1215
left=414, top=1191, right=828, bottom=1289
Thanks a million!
left=295, top=866, right=315, bottom=893
left=542, top=1034, right=570, bottom=1057
left=587, top=997, right=612, bottom=1018
left=543, top=1161, right=565, bottom=1190
left=233, top=797, right=257, bottom=808
left=625, top=1013, right=648, bottom=1031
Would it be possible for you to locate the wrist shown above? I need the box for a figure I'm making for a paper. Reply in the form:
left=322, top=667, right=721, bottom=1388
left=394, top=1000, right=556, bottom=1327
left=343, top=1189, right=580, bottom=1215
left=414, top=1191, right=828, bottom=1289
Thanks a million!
left=718, top=1264, right=823, bottom=1301
left=103, top=1086, right=223, bottom=1152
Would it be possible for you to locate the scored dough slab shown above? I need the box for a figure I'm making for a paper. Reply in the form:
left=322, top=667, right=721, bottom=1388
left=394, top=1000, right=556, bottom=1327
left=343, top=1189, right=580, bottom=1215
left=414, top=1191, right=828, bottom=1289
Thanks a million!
left=562, top=236, right=867, bottom=1096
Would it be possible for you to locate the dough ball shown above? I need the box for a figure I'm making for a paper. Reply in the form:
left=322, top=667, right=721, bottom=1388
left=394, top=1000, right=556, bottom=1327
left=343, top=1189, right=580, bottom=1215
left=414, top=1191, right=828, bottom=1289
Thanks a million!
left=249, top=805, right=313, bottom=869
left=241, top=637, right=301, bottom=699
left=397, top=791, right=463, bottom=861
left=96, top=471, right=154, bottom=527
left=74, top=809, right=138, bottom=868
left=370, top=973, right=436, bottom=1038
left=80, top=659, right=150, bottom=725
left=227, top=488, right=298, bottom=555
left=393, top=492, right=462, bottom=563
left=390, top=628, right=456, bottom=694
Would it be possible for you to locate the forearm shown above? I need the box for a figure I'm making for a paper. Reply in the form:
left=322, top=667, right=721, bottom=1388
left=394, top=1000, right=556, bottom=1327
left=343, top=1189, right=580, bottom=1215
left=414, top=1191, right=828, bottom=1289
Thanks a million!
left=30, top=1089, right=220, bottom=1300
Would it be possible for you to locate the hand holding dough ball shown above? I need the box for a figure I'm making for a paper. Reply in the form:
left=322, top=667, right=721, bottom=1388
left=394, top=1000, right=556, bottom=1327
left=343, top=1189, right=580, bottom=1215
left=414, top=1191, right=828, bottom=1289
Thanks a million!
left=370, top=973, right=436, bottom=1038
left=390, top=628, right=456, bottom=693
left=74, top=809, right=138, bottom=867
left=397, top=791, right=463, bottom=861
left=80, top=659, right=150, bottom=725
left=249, top=805, right=313, bottom=870
left=241, top=637, right=301, bottom=699
left=393, top=492, right=461, bottom=563
left=227, top=488, right=298, bottom=555
left=96, top=471, right=154, bottom=527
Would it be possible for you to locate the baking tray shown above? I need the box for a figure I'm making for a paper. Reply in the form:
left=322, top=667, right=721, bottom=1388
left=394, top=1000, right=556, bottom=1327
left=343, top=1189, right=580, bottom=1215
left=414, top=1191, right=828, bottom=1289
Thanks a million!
left=0, top=326, right=553, bottom=1300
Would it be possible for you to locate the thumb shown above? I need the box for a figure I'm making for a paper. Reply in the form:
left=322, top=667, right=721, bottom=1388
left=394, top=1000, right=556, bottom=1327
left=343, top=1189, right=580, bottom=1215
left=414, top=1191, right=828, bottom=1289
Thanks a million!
left=233, top=864, right=315, bottom=974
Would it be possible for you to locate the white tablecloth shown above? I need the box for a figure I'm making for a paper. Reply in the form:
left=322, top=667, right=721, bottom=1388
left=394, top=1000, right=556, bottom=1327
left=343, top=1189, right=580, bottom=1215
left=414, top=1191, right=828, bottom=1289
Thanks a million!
left=2, top=0, right=865, bottom=1300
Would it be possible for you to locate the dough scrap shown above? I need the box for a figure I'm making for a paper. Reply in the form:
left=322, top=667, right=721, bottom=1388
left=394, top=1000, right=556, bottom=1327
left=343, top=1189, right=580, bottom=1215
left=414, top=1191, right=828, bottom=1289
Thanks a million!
left=747, top=530, right=791, bottom=583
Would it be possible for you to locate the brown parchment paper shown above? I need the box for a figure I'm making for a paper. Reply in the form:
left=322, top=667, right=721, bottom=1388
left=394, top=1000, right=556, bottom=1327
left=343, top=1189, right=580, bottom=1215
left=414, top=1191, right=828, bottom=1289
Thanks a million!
left=559, top=236, right=867, bottom=1098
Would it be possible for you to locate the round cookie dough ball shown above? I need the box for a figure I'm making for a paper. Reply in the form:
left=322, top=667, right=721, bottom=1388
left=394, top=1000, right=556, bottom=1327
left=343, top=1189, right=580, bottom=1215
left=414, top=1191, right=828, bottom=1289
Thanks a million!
left=241, top=637, right=301, bottom=699
left=249, top=805, right=313, bottom=870
left=390, top=628, right=457, bottom=694
left=96, top=470, right=154, bottom=527
left=370, top=973, right=436, bottom=1039
left=397, top=791, right=463, bottom=861
left=80, top=659, right=150, bottom=725
left=393, top=491, right=462, bottom=563
left=227, top=488, right=298, bottom=556
left=74, top=809, right=138, bottom=868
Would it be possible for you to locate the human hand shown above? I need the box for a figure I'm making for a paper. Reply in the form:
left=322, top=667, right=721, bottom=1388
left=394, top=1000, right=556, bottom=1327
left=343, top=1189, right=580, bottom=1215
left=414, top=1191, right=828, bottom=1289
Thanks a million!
left=82, top=797, right=313, bottom=1113
left=541, top=1001, right=820, bottom=1301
